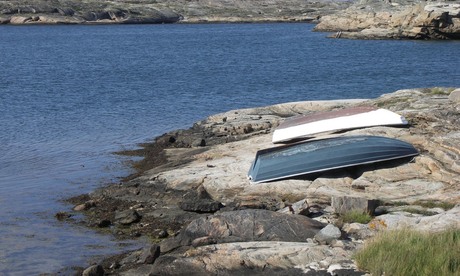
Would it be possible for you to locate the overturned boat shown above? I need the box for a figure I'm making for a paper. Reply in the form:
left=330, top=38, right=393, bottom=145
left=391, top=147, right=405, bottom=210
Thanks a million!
left=248, top=135, right=418, bottom=184
left=272, top=106, right=408, bottom=144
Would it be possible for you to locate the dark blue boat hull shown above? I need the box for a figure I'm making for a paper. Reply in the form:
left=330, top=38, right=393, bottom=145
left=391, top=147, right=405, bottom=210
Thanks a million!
left=248, top=135, right=418, bottom=183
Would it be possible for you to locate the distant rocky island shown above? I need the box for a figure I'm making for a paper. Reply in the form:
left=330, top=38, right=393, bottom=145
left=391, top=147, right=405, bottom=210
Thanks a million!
left=1, top=0, right=459, bottom=39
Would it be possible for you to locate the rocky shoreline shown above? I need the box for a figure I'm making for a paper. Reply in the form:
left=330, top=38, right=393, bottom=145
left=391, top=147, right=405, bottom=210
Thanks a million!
left=314, top=1, right=460, bottom=40
left=61, top=87, right=460, bottom=275
left=1, top=0, right=460, bottom=40
left=0, top=0, right=346, bottom=25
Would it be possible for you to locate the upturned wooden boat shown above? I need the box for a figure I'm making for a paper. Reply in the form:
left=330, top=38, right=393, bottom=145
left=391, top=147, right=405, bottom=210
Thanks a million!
left=272, top=106, right=408, bottom=144
left=248, top=135, right=418, bottom=183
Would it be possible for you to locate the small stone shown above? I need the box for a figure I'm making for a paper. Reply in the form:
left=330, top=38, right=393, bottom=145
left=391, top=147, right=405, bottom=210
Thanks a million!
left=278, top=199, right=310, bottom=215
left=314, top=224, right=342, bottom=245
left=158, top=229, right=169, bottom=238
left=331, top=239, right=345, bottom=248
left=319, top=260, right=330, bottom=268
left=130, top=203, right=144, bottom=210
left=73, top=200, right=96, bottom=211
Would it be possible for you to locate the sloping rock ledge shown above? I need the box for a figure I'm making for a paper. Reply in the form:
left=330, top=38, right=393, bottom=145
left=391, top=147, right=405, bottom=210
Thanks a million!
left=65, top=87, right=460, bottom=275
left=315, top=1, right=460, bottom=39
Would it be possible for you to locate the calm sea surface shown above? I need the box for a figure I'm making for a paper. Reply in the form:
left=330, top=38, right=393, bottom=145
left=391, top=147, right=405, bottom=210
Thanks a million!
left=0, top=23, right=459, bottom=274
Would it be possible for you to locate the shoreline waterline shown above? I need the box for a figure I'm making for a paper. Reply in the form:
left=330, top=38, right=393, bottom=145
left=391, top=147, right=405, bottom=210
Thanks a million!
left=1, top=22, right=458, bottom=274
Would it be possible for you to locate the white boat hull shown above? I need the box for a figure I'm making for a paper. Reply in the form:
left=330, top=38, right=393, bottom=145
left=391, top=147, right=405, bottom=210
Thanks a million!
left=272, top=107, right=407, bottom=144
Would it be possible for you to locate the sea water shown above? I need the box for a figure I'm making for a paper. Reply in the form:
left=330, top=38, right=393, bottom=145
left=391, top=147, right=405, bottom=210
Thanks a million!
left=0, top=23, right=458, bottom=274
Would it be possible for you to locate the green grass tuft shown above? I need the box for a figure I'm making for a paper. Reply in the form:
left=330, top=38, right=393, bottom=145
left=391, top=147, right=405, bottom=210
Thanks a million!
left=413, top=199, right=456, bottom=210
left=340, top=210, right=372, bottom=224
left=354, top=228, right=460, bottom=276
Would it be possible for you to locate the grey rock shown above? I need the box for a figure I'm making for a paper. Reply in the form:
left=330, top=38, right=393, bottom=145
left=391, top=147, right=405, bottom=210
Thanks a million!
left=120, top=265, right=155, bottom=276
left=191, top=138, right=206, bottom=147
left=158, top=229, right=169, bottom=238
left=278, top=199, right=310, bottom=216
left=172, top=209, right=324, bottom=248
left=179, top=200, right=222, bottom=213
left=332, top=196, right=380, bottom=215
left=9, top=15, right=31, bottom=24
left=138, top=244, right=161, bottom=264
left=179, top=186, right=223, bottom=213
left=342, top=223, right=374, bottom=240
left=159, top=236, right=181, bottom=253
left=73, top=200, right=96, bottom=211
left=82, top=264, right=104, bottom=276
left=449, top=88, right=460, bottom=103
left=315, top=224, right=342, bottom=244
left=115, top=209, right=140, bottom=225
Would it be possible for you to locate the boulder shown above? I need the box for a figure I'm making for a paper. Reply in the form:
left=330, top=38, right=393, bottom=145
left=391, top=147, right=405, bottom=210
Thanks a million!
left=449, top=88, right=460, bottom=103
left=160, top=209, right=325, bottom=252
left=314, top=224, right=342, bottom=244
left=331, top=196, right=380, bottom=215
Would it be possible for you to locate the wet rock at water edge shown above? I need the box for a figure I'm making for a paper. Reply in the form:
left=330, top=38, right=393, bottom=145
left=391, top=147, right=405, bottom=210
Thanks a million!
left=138, top=244, right=161, bottom=264
left=55, top=211, right=72, bottom=221
left=82, top=264, right=104, bottom=276
left=115, top=209, right=141, bottom=225
left=73, top=200, right=97, bottom=211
